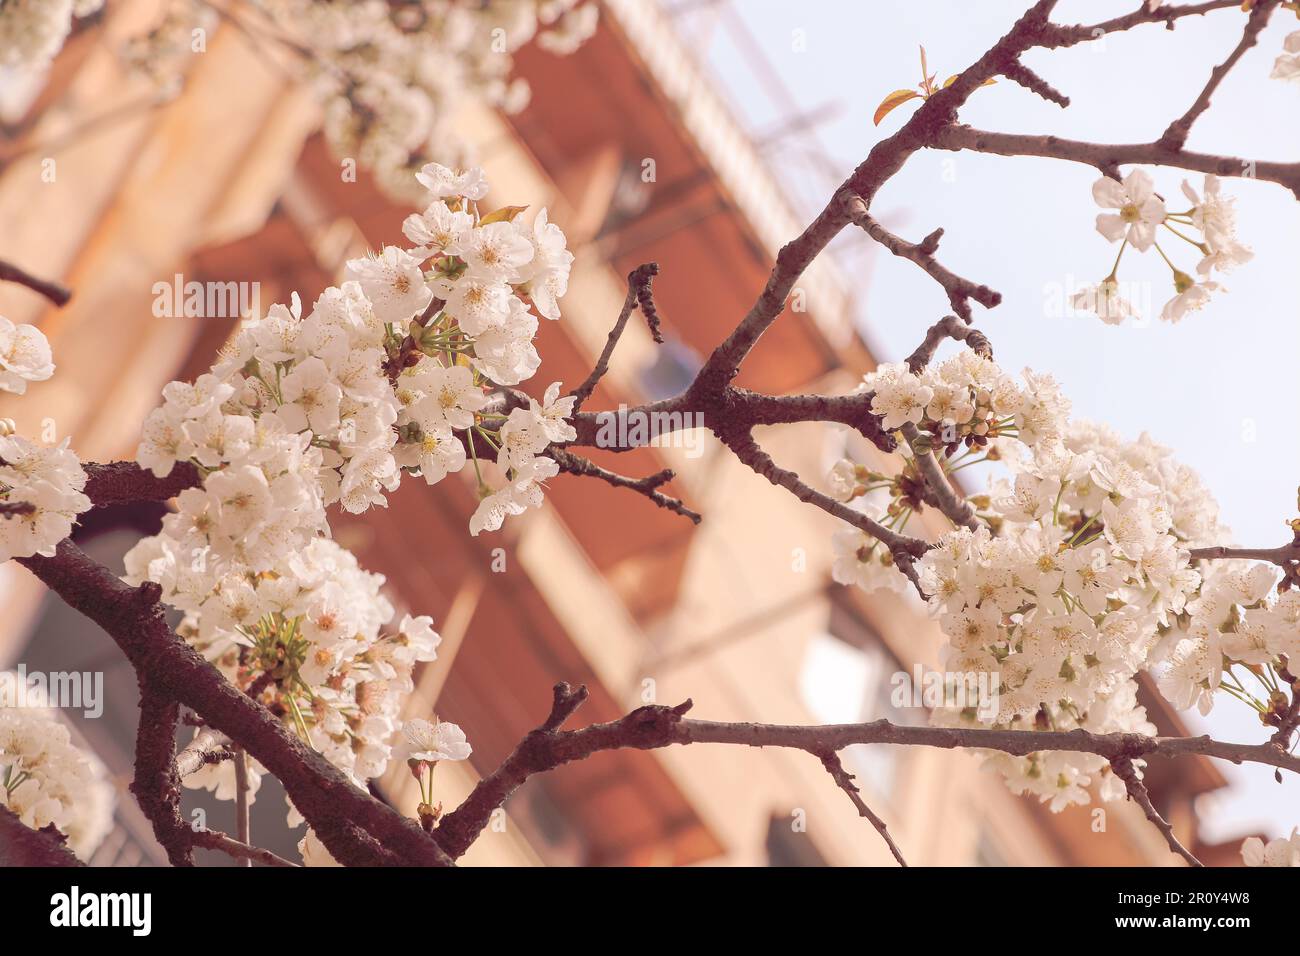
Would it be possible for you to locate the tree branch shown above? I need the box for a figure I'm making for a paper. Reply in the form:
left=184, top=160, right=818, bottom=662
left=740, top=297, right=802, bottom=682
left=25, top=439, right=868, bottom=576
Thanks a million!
left=902, top=422, right=980, bottom=531
left=0, top=258, right=72, bottom=307
left=17, top=540, right=452, bottom=867
left=550, top=447, right=700, bottom=524
left=233, top=747, right=252, bottom=868
left=191, top=829, right=299, bottom=868
left=570, top=263, right=662, bottom=412
left=175, top=726, right=232, bottom=779
left=716, top=426, right=930, bottom=591
left=904, top=314, right=994, bottom=373
left=852, top=211, right=1002, bottom=322
left=1111, top=755, right=1203, bottom=867
left=933, top=125, right=1300, bottom=198
left=1045, top=0, right=1255, bottom=48
left=433, top=680, right=1300, bottom=862
left=817, top=750, right=908, bottom=866
left=83, top=460, right=202, bottom=509
left=1158, top=0, right=1278, bottom=150
left=129, top=684, right=195, bottom=866
left=0, top=806, right=84, bottom=867
left=999, top=59, right=1070, bottom=107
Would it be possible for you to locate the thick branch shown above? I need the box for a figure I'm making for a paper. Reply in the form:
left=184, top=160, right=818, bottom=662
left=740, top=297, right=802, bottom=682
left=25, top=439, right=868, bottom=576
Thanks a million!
left=566, top=389, right=895, bottom=455
left=17, top=540, right=451, bottom=867
left=0, top=806, right=84, bottom=867
left=129, top=684, right=194, bottom=866
left=83, top=460, right=202, bottom=508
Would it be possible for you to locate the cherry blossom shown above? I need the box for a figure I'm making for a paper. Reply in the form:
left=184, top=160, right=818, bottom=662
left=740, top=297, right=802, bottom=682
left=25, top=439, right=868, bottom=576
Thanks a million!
left=1093, top=170, right=1165, bottom=252
left=0, top=316, right=55, bottom=395
left=1242, top=829, right=1300, bottom=866
left=0, top=671, right=113, bottom=860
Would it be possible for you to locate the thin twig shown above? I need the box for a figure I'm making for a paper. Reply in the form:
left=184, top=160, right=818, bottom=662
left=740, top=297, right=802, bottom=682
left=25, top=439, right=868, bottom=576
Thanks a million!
left=191, top=829, right=300, bottom=868
left=1111, top=756, right=1204, bottom=867
left=551, top=447, right=700, bottom=524
left=818, top=751, right=908, bottom=866
left=175, top=727, right=232, bottom=779
left=904, top=314, right=994, bottom=374
left=852, top=209, right=1002, bottom=323
left=569, top=263, right=661, bottom=412
left=1158, top=0, right=1278, bottom=149
left=233, top=747, right=252, bottom=868
left=0, top=259, right=71, bottom=307
left=934, top=125, right=1300, bottom=198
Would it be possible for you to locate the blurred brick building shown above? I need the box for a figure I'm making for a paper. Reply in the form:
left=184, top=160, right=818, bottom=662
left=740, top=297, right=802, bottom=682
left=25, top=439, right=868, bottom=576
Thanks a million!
left=0, top=0, right=1229, bottom=866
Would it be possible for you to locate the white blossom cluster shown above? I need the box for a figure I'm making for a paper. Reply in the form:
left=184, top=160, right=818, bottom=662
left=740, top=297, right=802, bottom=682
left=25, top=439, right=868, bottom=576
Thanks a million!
left=829, top=352, right=1070, bottom=596
left=823, top=352, right=1298, bottom=811
left=853, top=351, right=1069, bottom=445
left=135, top=163, right=573, bottom=534
left=0, top=672, right=113, bottom=860
left=127, top=164, right=572, bottom=859
left=1073, top=171, right=1253, bottom=325
left=1271, top=28, right=1300, bottom=82
left=0, top=432, right=91, bottom=563
left=392, top=163, right=576, bottom=535
left=1, top=312, right=89, bottom=565
left=0, top=0, right=103, bottom=72
left=0, top=0, right=594, bottom=204
left=982, top=680, right=1157, bottom=811
left=1242, top=828, right=1300, bottom=866
left=254, top=0, right=598, bottom=202
left=134, top=537, right=440, bottom=817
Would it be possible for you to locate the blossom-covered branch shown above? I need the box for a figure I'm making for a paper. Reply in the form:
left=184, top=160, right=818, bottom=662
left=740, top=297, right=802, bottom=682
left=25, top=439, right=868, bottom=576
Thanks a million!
left=6, top=0, right=1300, bottom=869
left=430, top=680, right=1300, bottom=865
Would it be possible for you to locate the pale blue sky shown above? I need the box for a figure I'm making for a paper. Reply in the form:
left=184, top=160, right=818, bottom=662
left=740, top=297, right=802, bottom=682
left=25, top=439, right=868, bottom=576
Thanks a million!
left=669, top=0, right=1300, bottom=843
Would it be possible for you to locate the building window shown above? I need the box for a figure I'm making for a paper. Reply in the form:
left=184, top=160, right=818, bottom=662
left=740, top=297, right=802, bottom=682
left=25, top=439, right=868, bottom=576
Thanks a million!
left=797, top=604, right=914, bottom=802
left=765, top=814, right=827, bottom=867
left=638, top=338, right=703, bottom=402
left=974, top=827, right=1009, bottom=867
